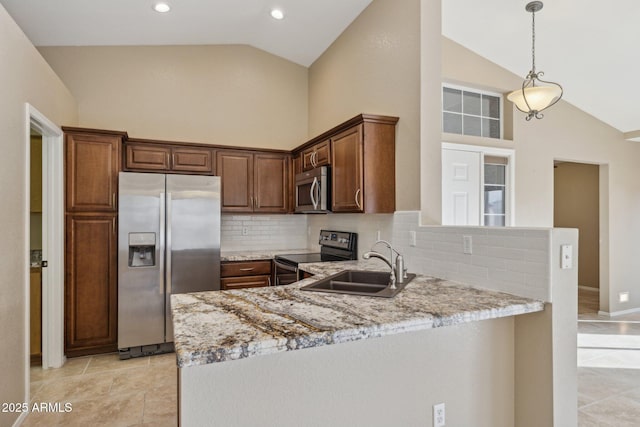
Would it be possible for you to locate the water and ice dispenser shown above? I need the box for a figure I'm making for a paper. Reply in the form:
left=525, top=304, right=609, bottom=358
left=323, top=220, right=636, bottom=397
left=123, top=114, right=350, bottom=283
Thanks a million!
left=128, top=232, right=156, bottom=267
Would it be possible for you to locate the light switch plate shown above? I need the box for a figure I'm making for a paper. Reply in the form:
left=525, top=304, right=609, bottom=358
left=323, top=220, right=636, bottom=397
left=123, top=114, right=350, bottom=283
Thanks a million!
left=561, top=244, right=572, bottom=269
left=463, top=235, right=472, bottom=254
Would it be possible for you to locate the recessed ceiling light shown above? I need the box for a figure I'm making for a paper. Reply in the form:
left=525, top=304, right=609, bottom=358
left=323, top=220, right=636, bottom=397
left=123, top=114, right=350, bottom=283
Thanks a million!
left=153, top=2, right=171, bottom=13
left=270, top=9, right=284, bottom=20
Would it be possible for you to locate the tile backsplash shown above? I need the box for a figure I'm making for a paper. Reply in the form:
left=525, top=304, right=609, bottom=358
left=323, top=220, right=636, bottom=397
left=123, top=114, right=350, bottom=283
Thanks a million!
left=221, top=214, right=308, bottom=252
left=392, top=211, right=552, bottom=302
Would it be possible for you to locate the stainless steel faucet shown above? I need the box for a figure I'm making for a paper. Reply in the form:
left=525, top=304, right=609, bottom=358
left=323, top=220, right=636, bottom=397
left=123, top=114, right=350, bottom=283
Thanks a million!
left=362, top=240, right=407, bottom=290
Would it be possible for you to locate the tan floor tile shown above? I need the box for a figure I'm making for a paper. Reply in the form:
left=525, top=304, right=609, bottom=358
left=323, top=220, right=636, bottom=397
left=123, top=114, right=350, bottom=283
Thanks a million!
left=32, top=371, right=114, bottom=405
left=149, top=352, right=178, bottom=367
left=85, top=353, right=150, bottom=374
left=580, top=394, right=640, bottom=427
left=578, top=392, right=597, bottom=409
left=30, top=356, right=90, bottom=382
left=21, top=411, right=65, bottom=427
left=110, top=365, right=177, bottom=399
left=30, top=381, right=44, bottom=400
left=143, top=394, right=178, bottom=426
left=55, top=393, right=145, bottom=427
left=578, top=367, right=640, bottom=401
left=578, top=409, right=616, bottom=427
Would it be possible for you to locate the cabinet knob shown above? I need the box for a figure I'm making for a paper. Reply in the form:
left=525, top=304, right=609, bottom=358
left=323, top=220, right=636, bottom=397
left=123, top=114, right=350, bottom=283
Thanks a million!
left=355, top=188, right=362, bottom=210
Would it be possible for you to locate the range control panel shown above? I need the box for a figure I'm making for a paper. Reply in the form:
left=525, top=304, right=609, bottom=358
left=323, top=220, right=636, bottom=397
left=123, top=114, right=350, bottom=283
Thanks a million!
left=319, top=230, right=357, bottom=252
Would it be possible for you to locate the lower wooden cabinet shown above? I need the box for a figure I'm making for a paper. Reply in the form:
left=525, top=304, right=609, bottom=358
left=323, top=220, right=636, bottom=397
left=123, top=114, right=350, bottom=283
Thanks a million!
left=220, top=260, right=272, bottom=290
left=65, top=214, right=118, bottom=357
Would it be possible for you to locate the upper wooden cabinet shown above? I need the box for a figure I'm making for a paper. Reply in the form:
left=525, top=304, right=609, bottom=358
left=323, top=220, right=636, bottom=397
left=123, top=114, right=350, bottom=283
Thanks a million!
left=254, top=153, right=289, bottom=213
left=217, top=151, right=253, bottom=212
left=65, top=130, right=123, bottom=213
left=217, top=151, right=289, bottom=213
left=125, top=142, right=214, bottom=175
left=301, top=140, right=330, bottom=171
left=331, top=125, right=364, bottom=212
left=295, top=114, right=398, bottom=214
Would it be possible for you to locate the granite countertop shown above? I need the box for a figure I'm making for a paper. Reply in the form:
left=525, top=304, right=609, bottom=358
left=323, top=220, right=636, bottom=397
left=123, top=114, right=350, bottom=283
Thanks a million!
left=221, top=248, right=311, bottom=262
left=171, top=259, right=545, bottom=368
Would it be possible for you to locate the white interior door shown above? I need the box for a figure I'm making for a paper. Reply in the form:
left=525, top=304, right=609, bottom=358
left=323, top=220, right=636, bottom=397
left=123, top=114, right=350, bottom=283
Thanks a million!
left=442, top=148, right=481, bottom=225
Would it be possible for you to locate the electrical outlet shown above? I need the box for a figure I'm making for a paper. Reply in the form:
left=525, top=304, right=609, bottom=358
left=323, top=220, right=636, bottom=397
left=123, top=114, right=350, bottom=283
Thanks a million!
left=242, top=227, right=249, bottom=236
left=463, top=235, right=472, bottom=254
left=433, top=403, right=445, bottom=427
left=376, top=230, right=381, bottom=241
left=409, top=230, right=417, bottom=247
left=619, top=292, right=630, bottom=303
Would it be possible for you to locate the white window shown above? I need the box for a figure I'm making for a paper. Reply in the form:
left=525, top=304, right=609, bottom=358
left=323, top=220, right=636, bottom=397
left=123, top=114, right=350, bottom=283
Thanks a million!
left=442, top=84, right=503, bottom=139
left=441, top=143, right=514, bottom=227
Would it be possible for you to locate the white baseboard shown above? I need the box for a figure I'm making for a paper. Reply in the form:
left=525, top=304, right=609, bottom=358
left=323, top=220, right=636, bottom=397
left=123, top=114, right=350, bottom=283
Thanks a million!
left=578, top=286, right=599, bottom=293
left=598, top=307, right=640, bottom=317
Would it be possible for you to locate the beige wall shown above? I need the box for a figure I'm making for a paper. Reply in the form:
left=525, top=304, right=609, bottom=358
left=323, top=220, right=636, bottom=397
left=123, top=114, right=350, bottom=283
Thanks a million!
left=439, top=36, right=637, bottom=314
left=38, top=45, right=308, bottom=149
left=0, top=4, right=77, bottom=426
left=554, top=162, right=600, bottom=289
left=308, top=0, right=421, bottom=211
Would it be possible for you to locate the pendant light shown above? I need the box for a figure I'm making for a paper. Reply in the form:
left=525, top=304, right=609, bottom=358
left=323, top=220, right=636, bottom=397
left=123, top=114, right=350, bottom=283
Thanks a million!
left=507, top=1, right=563, bottom=120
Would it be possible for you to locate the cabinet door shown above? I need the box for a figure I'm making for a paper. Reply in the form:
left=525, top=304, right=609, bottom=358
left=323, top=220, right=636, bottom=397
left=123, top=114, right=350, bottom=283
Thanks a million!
left=172, top=147, right=214, bottom=174
left=217, top=151, right=254, bottom=212
left=301, top=140, right=330, bottom=171
left=125, top=143, right=171, bottom=171
left=65, top=214, right=118, bottom=356
left=66, top=133, right=120, bottom=212
left=331, top=125, right=364, bottom=212
left=254, top=154, right=289, bottom=213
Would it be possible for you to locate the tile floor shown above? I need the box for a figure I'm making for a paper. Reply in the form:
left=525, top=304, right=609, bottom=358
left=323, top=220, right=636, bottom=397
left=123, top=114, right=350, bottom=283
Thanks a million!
left=23, top=352, right=177, bottom=427
left=578, top=288, right=640, bottom=426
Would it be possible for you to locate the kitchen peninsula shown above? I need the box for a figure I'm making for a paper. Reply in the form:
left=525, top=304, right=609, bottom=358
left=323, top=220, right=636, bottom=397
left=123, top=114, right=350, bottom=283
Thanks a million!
left=172, top=259, right=545, bottom=426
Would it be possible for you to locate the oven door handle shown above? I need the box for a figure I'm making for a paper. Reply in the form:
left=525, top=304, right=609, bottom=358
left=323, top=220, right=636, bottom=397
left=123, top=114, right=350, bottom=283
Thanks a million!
left=273, top=259, right=298, bottom=273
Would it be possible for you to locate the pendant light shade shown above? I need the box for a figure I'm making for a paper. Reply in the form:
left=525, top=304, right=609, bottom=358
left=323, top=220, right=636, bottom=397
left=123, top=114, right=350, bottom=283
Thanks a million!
left=509, top=1, right=563, bottom=120
left=508, top=84, right=562, bottom=114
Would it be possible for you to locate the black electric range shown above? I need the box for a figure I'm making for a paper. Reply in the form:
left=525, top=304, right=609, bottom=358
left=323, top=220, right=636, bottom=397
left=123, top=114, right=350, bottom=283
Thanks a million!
left=273, top=230, right=357, bottom=285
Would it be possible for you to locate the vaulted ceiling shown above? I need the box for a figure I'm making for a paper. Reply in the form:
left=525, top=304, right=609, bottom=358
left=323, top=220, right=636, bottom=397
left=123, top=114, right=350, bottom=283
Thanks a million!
left=2, top=0, right=637, bottom=134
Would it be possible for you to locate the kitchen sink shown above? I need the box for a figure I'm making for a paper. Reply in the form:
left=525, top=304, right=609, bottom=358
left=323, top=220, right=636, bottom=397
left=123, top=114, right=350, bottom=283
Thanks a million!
left=300, top=270, right=416, bottom=298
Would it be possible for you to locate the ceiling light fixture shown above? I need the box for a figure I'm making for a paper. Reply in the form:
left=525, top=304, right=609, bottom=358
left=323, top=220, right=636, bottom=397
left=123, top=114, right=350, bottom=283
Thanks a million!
left=507, top=1, right=563, bottom=120
left=153, top=2, right=171, bottom=13
left=270, top=9, right=284, bottom=20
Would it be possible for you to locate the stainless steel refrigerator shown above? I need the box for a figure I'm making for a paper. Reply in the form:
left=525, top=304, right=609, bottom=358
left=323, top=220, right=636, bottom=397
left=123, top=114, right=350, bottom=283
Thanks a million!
left=118, top=172, right=220, bottom=358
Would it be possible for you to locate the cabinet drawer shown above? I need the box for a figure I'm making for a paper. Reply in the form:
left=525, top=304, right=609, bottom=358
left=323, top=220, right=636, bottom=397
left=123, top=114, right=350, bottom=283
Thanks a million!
left=221, top=260, right=272, bottom=277
left=221, top=275, right=271, bottom=290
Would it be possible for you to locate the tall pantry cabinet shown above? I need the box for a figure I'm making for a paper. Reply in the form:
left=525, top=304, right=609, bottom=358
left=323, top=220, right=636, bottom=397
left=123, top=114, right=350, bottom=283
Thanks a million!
left=64, top=128, right=124, bottom=357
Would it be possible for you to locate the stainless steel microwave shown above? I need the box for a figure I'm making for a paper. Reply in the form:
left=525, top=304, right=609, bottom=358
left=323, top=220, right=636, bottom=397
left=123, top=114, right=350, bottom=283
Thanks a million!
left=295, top=166, right=330, bottom=213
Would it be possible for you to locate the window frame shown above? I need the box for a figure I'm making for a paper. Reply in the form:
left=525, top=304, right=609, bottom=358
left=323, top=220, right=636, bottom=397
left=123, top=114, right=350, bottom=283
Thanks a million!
left=441, top=83, right=504, bottom=140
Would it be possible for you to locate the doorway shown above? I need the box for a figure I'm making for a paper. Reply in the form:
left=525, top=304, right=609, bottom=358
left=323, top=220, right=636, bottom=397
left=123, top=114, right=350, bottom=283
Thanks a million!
left=26, top=104, right=65, bottom=377
left=553, top=161, right=600, bottom=315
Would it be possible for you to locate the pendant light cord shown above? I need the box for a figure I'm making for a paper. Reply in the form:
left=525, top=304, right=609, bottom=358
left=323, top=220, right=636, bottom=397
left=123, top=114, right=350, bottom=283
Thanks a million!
left=531, top=9, right=536, bottom=74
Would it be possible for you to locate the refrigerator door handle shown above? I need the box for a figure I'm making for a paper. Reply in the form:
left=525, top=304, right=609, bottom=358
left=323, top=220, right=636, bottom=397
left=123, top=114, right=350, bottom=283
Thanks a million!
left=166, top=192, right=173, bottom=298
left=159, top=193, right=166, bottom=295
